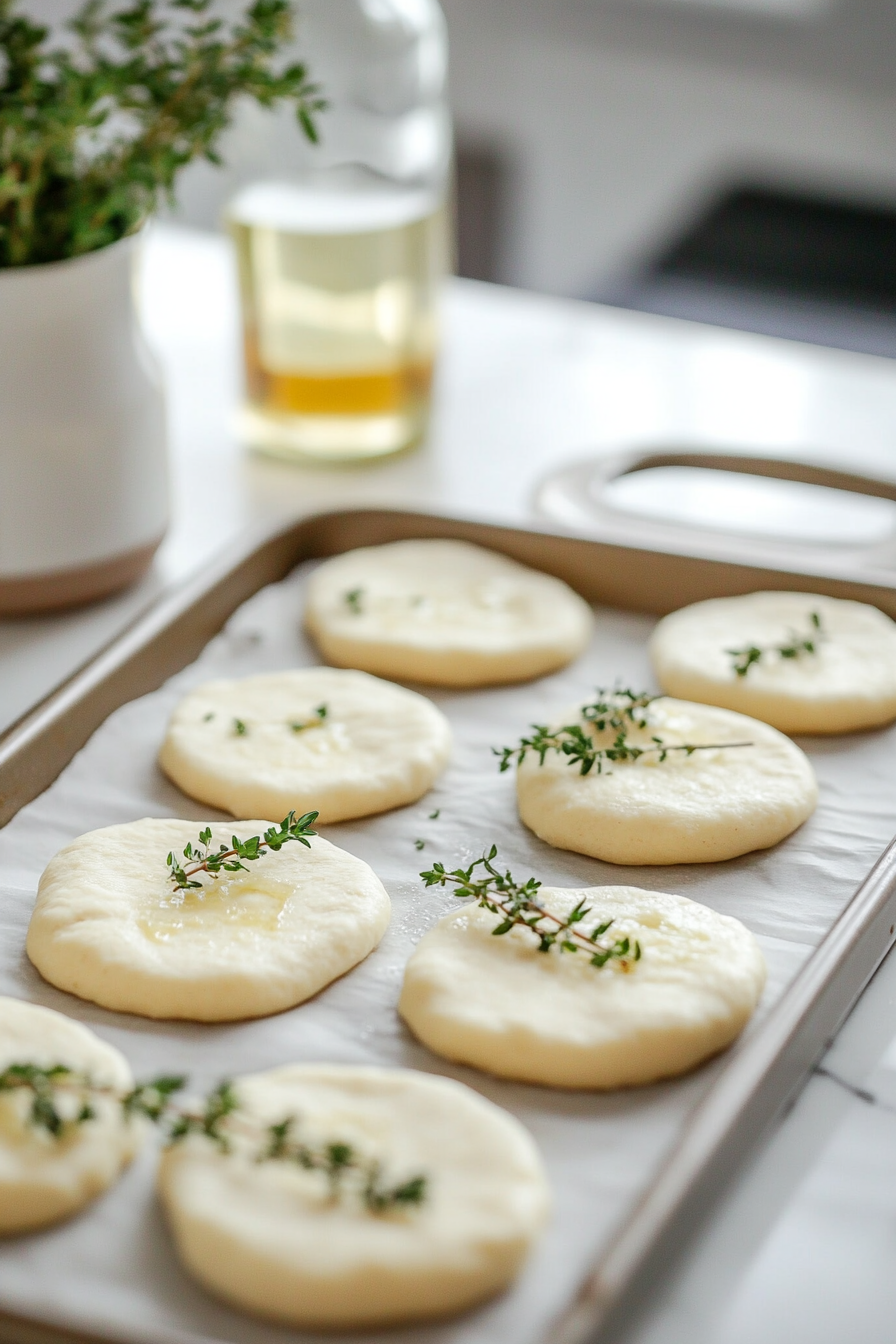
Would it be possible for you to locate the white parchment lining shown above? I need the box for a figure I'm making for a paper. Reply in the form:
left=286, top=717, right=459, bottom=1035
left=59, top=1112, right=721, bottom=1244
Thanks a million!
left=0, top=561, right=894, bottom=1344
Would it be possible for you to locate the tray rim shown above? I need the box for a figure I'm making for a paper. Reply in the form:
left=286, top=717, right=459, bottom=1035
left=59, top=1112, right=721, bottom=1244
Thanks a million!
left=1, top=503, right=895, bottom=1344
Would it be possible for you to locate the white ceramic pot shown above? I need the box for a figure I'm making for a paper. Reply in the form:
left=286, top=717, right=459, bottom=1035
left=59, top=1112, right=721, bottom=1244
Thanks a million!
left=0, top=231, right=168, bottom=613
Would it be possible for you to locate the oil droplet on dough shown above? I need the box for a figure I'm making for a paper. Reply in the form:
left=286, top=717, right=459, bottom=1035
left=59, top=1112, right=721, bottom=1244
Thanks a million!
left=139, top=870, right=290, bottom=942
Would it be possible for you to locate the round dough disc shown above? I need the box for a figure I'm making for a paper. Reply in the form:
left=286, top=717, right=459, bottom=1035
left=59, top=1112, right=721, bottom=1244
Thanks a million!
left=0, top=996, right=139, bottom=1232
left=27, top=820, right=390, bottom=1021
left=158, top=1064, right=550, bottom=1328
left=400, top=887, right=766, bottom=1088
left=304, top=538, right=594, bottom=686
left=515, top=697, right=817, bottom=864
left=649, top=591, right=896, bottom=734
left=159, top=667, right=451, bottom=824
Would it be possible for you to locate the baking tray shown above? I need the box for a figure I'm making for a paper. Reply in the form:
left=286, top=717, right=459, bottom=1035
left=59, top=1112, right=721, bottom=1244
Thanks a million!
left=2, top=504, right=896, bottom=1344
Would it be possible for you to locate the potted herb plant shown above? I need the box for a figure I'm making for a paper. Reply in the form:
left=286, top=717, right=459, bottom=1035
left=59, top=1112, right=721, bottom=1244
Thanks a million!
left=0, top=0, right=323, bottom=612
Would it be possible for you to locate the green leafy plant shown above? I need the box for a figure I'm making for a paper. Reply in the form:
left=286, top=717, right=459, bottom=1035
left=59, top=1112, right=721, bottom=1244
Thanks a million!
left=289, top=703, right=327, bottom=732
left=421, top=845, right=641, bottom=970
left=495, top=686, right=753, bottom=777
left=0, top=0, right=325, bottom=267
left=260, top=1114, right=427, bottom=1212
left=0, top=1062, right=185, bottom=1136
left=168, top=1077, right=239, bottom=1149
left=1, top=1065, right=427, bottom=1214
left=167, top=809, right=319, bottom=892
left=726, top=611, right=824, bottom=678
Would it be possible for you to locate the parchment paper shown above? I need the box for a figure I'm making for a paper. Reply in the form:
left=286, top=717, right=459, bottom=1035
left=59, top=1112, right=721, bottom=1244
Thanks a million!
left=0, top=560, right=894, bottom=1344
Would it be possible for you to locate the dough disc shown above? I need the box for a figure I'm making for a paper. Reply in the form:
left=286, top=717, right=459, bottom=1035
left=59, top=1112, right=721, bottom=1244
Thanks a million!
left=0, top=996, right=139, bottom=1231
left=515, top=697, right=817, bottom=864
left=158, top=1064, right=550, bottom=1328
left=159, top=667, right=451, bottom=824
left=400, top=887, right=766, bottom=1088
left=304, top=538, right=594, bottom=686
left=649, top=591, right=896, bottom=734
left=27, top=820, right=390, bottom=1021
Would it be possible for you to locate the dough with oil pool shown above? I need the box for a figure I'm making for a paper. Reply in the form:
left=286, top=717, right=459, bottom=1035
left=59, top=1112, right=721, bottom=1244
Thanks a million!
left=0, top=996, right=140, bottom=1232
left=304, top=538, right=594, bottom=686
left=26, top=819, right=390, bottom=1021
left=650, top=591, right=896, bottom=734
left=516, top=697, right=817, bottom=864
left=158, top=667, right=451, bottom=824
left=157, top=1064, right=550, bottom=1329
left=399, top=887, right=766, bottom=1088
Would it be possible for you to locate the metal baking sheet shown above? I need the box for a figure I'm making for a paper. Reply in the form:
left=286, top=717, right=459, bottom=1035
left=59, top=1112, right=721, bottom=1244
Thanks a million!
left=0, top=508, right=894, bottom=1344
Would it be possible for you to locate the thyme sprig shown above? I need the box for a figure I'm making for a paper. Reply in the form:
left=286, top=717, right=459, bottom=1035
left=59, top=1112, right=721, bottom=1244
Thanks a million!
left=0, top=1068, right=426, bottom=1214
left=727, top=611, right=824, bottom=678
left=0, top=1063, right=95, bottom=1136
left=123, top=1075, right=189, bottom=1122
left=290, top=704, right=328, bottom=732
left=168, top=1085, right=426, bottom=1212
left=261, top=1114, right=427, bottom=1213
left=0, top=1063, right=185, bottom=1137
left=167, top=810, right=318, bottom=892
left=0, top=0, right=325, bottom=268
left=421, top=846, right=641, bottom=969
left=169, top=1079, right=239, bottom=1150
left=494, top=687, right=751, bottom=776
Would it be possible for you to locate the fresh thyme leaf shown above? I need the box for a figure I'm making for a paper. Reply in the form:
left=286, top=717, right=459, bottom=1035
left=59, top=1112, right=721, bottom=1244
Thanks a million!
left=429, top=808, right=440, bottom=820
left=0, top=1063, right=92, bottom=1136
left=233, top=718, right=248, bottom=736
left=169, top=1080, right=239, bottom=1151
left=344, top=588, right=364, bottom=615
left=420, top=846, right=641, bottom=970
left=168, top=811, right=319, bottom=891
left=1, top=1065, right=428, bottom=1214
left=259, top=1114, right=427, bottom=1214
left=289, top=704, right=328, bottom=732
left=364, top=1165, right=428, bottom=1213
left=0, top=0, right=326, bottom=268
left=122, top=1075, right=187, bottom=1122
left=494, top=687, right=752, bottom=776
left=203, top=712, right=215, bottom=722
left=726, top=612, right=825, bottom=678
left=0, top=1064, right=184, bottom=1137
left=414, top=839, right=425, bottom=851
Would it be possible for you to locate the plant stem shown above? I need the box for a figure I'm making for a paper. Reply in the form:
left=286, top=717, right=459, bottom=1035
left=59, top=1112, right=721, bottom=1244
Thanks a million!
left=726, top=611, right=824, bottom=678
left=421, top=846, right=641, bottom=969
left=167, top=810, right=318, bottom=892
left=0, top=1067, right=427, bottom=1215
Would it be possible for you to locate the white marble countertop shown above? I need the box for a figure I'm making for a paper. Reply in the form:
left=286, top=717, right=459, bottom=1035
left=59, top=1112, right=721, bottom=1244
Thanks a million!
left=5, top=223, right=896, bottom=1343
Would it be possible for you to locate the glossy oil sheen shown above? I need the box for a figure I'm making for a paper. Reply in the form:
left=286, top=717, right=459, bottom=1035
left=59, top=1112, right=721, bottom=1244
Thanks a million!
left=139, top=872, right=289, bottom=943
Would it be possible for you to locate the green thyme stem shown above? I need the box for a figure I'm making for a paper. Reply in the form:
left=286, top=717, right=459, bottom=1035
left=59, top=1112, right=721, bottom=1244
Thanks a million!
left=166, top=1083, right=426, bottom=1212
left=0, top=0, right=326, bottom=268
left=421, top=845, right=641, bottom=969
left=259, top=1114, right=427, bottom=1213
left=167, top=811, right=318, bottom=893
left=726, top=611, right=824, bottom=678
left=290, top=704, right=328, bottom=732
left=0, top=1069, right=426, bottom=1214
left=495, top=688, right=752, bottom=776
left=0, top=1064, right=185, bottom=1138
